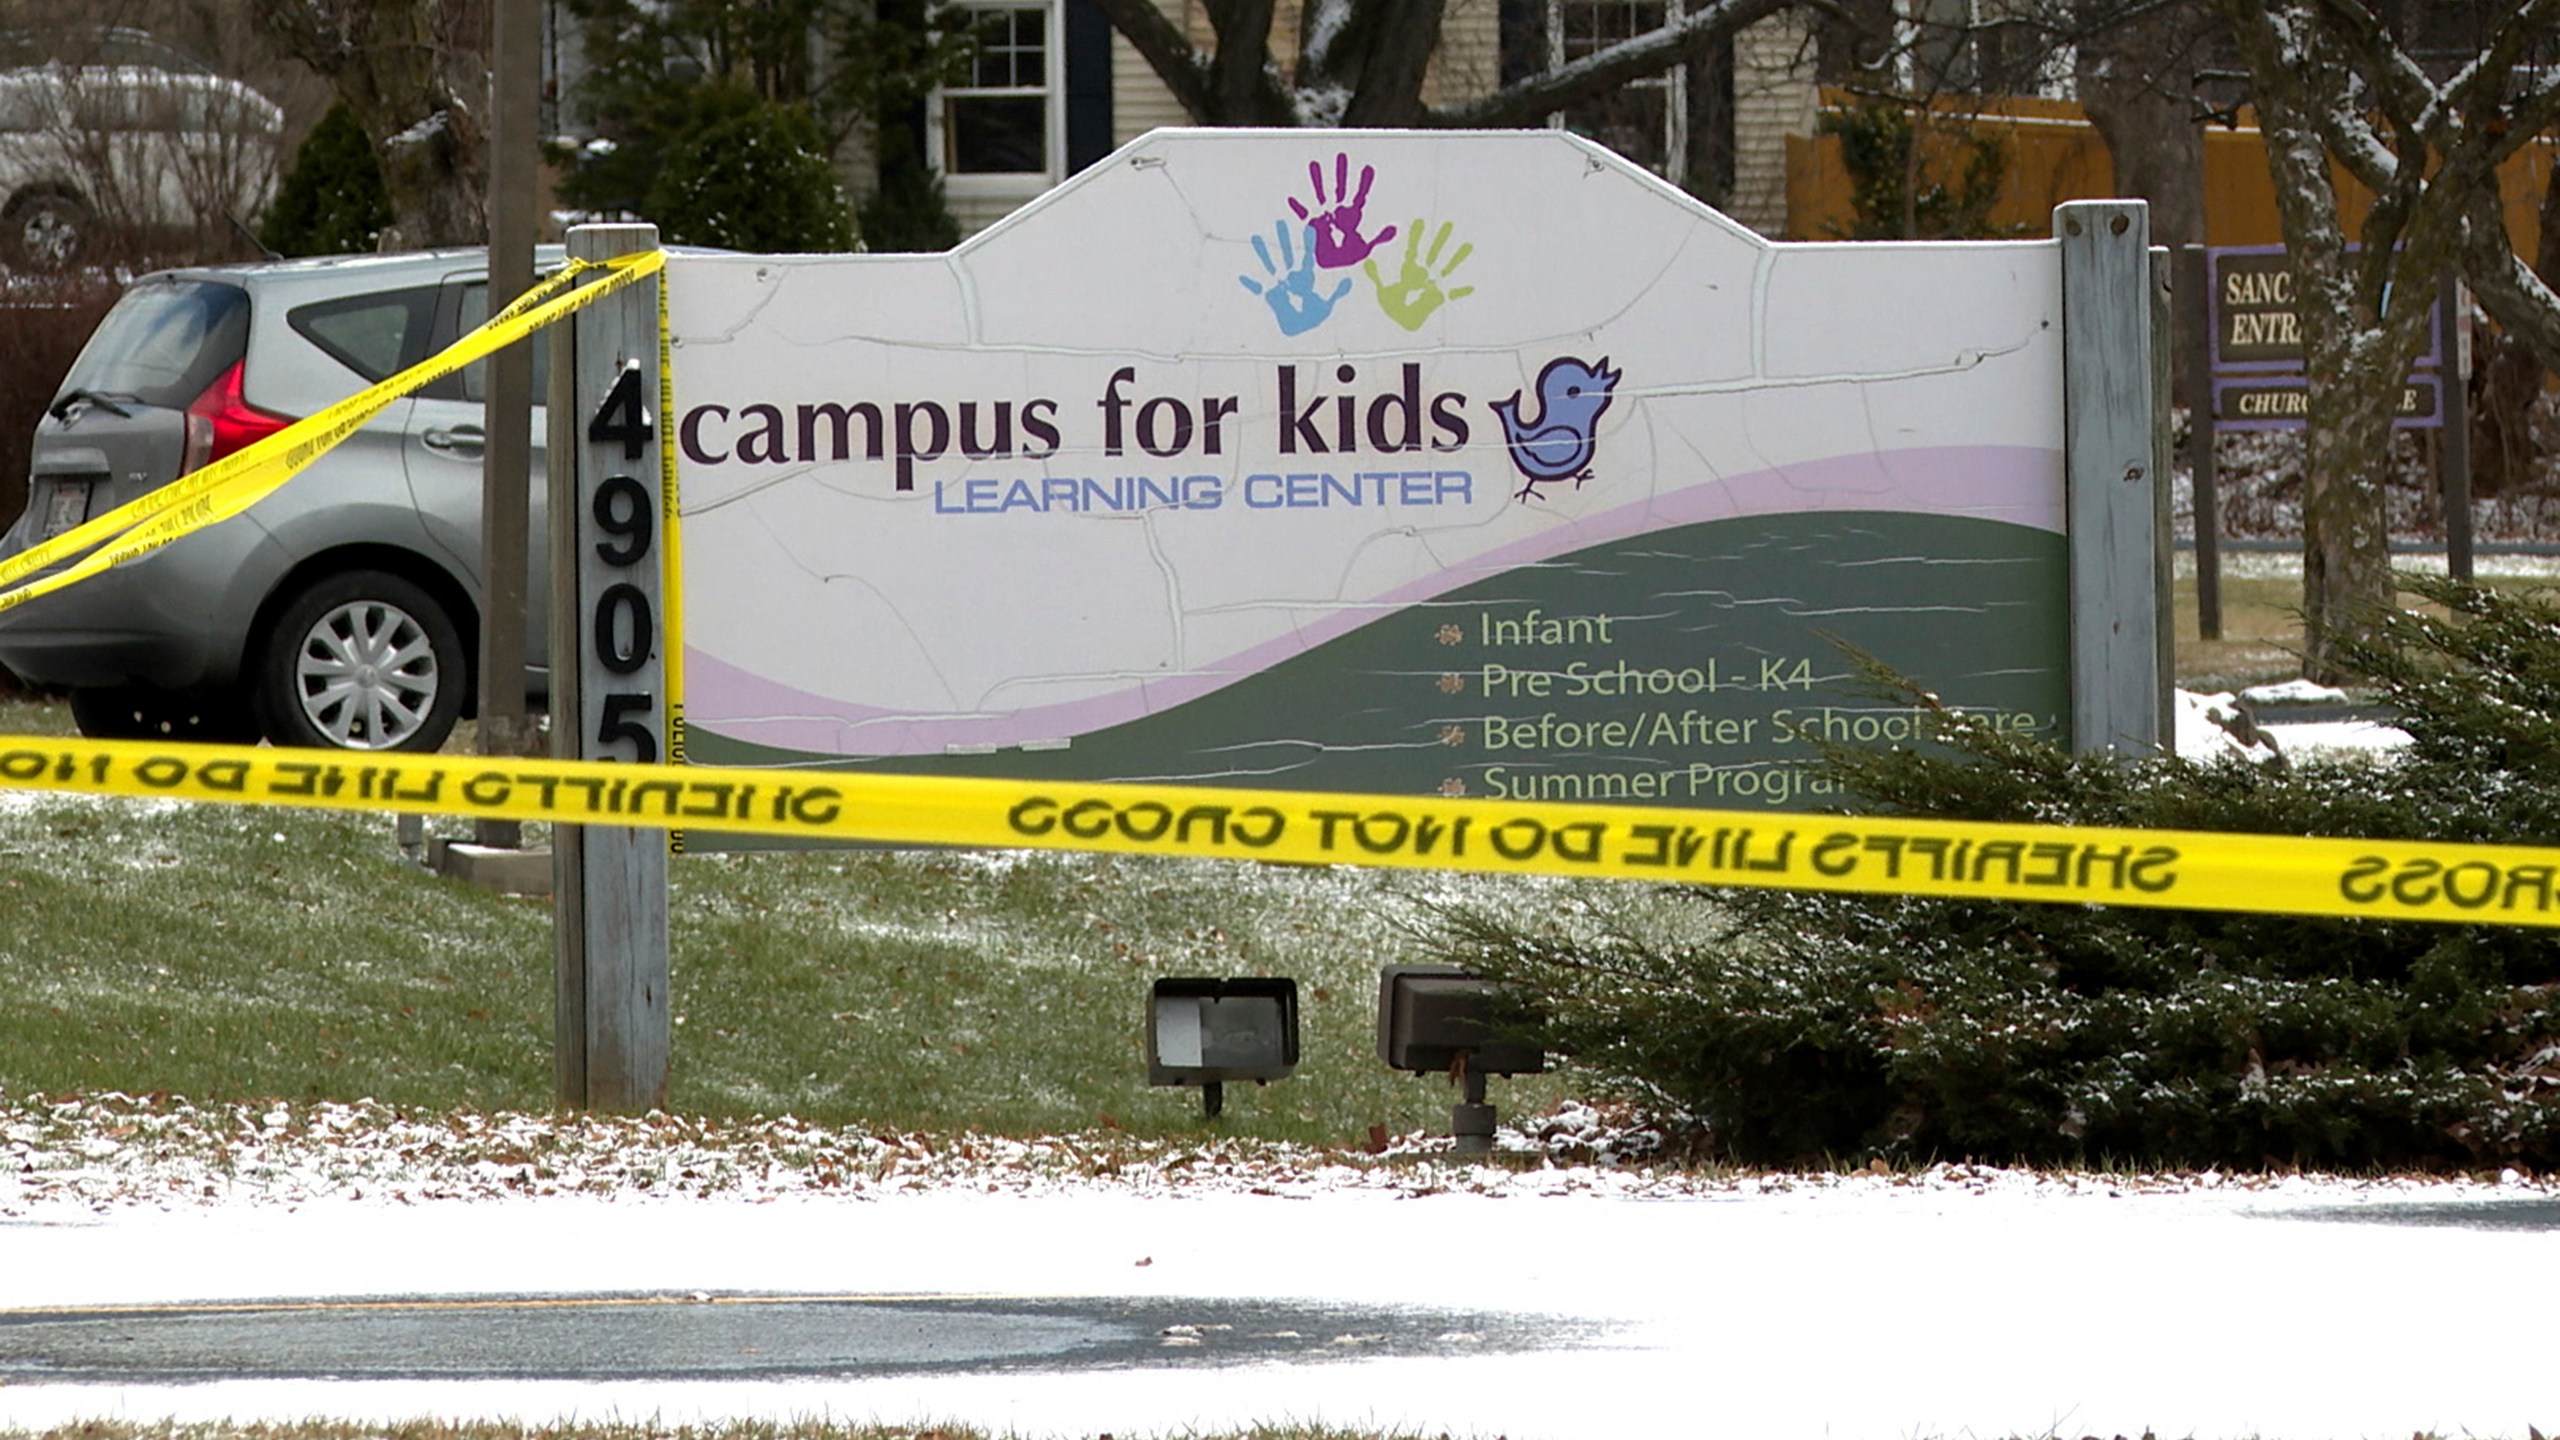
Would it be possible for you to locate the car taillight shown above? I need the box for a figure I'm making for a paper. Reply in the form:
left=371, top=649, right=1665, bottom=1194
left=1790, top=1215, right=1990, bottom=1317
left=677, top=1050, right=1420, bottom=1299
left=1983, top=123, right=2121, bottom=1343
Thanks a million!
left=181, top=361, right=291, bottom=476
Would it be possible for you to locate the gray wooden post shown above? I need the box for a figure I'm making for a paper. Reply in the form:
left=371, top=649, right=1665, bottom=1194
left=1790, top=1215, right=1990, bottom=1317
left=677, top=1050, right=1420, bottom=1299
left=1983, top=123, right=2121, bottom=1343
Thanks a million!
left=2440, top=274, right=2473, bottom=584
left=475, top=0, right=543, bottom=850
left=2151, top=245, right=2176, bottom=746
left=2056, top=201, right=2162, bottom=756
left=2179, top=244, right=2222, bottom=640
left=552, top=222, right=670, bottom=1113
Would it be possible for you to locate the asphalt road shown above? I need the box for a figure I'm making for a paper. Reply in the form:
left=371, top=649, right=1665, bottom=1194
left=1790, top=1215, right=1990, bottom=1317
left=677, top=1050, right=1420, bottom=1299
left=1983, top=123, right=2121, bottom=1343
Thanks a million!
left=0, top=1291, right=1593, bottom=1385
left=2, top=1185, right=2551, bottom=1438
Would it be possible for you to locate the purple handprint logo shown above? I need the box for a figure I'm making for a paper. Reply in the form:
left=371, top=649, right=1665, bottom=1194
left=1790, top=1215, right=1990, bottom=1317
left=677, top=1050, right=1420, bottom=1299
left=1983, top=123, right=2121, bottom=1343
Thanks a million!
left=1238, top=221, right=1352, bottom=337
left=1290, top=152, right=1397, bottom=269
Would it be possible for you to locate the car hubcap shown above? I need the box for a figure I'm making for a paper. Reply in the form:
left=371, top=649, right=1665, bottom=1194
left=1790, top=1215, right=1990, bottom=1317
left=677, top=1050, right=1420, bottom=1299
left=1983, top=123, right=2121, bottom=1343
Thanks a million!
left=296, top=599, right=438, bottom=749
left=22, top=208, right=77, bottom=267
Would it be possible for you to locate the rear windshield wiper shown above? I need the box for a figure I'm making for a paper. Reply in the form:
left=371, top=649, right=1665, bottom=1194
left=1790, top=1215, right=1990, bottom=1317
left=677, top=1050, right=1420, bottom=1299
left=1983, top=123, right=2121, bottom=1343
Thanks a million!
left=48, top=389, right=137, bottom=420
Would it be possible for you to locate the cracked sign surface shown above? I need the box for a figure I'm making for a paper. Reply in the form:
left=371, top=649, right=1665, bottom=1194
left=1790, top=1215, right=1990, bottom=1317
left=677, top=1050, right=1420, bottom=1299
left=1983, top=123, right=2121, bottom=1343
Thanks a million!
left=667, top=129, right=2068, bottom=812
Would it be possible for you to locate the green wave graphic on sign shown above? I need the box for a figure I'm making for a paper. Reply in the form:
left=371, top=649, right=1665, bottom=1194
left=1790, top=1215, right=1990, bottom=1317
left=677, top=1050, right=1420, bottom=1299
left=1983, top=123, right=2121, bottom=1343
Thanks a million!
left=685, top=510, right=2066, bottom=840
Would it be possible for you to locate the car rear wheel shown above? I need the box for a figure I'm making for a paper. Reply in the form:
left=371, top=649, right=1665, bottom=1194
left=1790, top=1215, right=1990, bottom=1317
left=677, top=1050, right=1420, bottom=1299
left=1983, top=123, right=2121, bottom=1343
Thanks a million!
left=4, top=192, right=89, bottom=270
left=69, top=685, right=262, bottom=743
left=256, top=570, right=465, bottom=752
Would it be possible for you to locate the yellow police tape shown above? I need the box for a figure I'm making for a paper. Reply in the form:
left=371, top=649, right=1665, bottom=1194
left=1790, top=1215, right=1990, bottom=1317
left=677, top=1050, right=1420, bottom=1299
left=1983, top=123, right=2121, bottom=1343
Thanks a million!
left=1, top=732, right=2555, bottom=929
left=0, top=250, right=666, bottom=617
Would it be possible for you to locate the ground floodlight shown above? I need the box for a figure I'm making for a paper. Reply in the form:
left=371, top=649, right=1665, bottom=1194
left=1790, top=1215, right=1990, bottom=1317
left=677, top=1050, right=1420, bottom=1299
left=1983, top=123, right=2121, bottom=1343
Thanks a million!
left=1377, top=964, right=1546, bottom=1156
left=1146, top=976, right=1299, bottom=1118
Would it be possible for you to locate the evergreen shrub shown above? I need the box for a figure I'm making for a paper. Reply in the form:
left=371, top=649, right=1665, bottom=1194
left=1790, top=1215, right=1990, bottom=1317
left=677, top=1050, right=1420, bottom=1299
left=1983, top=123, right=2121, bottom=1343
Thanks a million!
left=1820, top=98, right=2015, bottom=240
left=644, top=89, right=859, bottom=253
left=259, top=103, right=393, bottom=258
left=857, top=141, right=961, bottom=252
left=1426, top=578, right=2560, bottom=1170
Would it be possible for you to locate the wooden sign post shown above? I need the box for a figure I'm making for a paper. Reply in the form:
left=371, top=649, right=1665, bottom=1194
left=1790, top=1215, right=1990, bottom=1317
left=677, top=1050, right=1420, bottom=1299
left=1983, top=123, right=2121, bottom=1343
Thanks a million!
left=551, top=223, right=671, bottom=1112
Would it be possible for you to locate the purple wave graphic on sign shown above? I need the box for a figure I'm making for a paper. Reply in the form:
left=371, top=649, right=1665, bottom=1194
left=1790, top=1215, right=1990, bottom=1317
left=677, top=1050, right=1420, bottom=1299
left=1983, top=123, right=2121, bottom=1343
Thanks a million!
left=685, top=445, right=2064, bottom=758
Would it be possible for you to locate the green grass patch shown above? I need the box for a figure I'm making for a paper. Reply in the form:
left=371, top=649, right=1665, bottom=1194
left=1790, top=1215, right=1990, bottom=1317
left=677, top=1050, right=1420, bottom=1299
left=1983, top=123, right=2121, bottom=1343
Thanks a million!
left=0, top=697, right=1567, bottom=1143
left=2171, top=560, right=2559, bottom=693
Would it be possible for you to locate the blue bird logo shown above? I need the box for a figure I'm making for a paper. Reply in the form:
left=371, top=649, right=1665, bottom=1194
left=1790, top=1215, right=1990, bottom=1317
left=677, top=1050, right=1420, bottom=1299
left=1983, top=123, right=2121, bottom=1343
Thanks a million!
left=1492, top=355, right=1620, bottom=501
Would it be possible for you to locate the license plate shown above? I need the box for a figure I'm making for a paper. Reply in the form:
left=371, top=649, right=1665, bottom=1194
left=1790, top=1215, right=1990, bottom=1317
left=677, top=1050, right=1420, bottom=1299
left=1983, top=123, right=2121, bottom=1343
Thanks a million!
left=41, top=481, right=91, bottom=538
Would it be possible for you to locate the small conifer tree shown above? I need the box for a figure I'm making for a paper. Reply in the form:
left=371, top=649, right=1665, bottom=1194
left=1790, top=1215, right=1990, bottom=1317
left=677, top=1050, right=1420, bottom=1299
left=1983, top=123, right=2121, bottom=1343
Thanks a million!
left=857, top=130, right=961, bottom=253
left=259, top=103, right=394, bottom=257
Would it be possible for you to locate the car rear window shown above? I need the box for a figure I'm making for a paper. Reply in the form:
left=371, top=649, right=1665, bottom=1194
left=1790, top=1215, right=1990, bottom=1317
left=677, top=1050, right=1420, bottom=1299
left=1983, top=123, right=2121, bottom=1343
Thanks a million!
left=289, top=285, right=438, bottom=382
left=55, top=276, right=248, bottom=407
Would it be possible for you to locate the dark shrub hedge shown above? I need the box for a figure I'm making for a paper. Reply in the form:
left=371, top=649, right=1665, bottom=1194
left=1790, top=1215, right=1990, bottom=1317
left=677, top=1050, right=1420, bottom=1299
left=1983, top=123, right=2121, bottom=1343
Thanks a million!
left=1426, top=578, right=2560, bottom=1170
left=644, top=89, right=859, bottom=254
left=0, top=271, right=122, bottom=537
left=0, top=269, right=119, bottom=696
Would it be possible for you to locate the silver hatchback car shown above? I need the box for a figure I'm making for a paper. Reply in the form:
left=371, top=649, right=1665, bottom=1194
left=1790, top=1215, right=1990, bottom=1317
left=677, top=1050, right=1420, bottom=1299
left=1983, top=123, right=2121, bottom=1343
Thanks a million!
left=0, top=248, right=550, bottom=749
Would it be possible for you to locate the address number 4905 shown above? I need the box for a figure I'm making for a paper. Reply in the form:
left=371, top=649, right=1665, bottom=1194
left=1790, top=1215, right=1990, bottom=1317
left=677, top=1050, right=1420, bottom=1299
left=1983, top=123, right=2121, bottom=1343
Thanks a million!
left=587, top=363, right=660, bottom=764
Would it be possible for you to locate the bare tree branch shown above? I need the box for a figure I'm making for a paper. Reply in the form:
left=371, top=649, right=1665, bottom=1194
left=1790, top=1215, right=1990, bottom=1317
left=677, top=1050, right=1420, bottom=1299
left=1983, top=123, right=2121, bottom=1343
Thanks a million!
left=2460, top=188, right=2560, bottom=375
left=1424, top=0, right=1799, bottom=129
left=1083, top=0, right=1224, bottom=124
left=2306, top=0, right=2432, bottom=121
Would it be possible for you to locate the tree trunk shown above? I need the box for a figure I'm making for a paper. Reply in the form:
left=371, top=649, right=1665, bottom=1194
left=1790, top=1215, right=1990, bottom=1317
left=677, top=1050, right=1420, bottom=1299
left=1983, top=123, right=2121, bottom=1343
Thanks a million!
left=2075, top=3, right=2209, bottom=403
left=1205, top=0, right=1281, bottom=122
left=2213, top=0, right=2438, bottom=682
left=1338, top=0, right=1446, bottom=128
left=251, top=0, right=490, bottom=248
left=2297, top=377, right=2400, bottom=681
left=2469, top=160, right=2560, bottom=496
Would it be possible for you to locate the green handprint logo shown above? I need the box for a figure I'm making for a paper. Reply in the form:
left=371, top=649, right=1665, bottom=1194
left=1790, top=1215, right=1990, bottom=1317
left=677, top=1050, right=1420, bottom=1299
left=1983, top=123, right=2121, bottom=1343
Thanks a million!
left=1364, top=219, right=1476, bottom=332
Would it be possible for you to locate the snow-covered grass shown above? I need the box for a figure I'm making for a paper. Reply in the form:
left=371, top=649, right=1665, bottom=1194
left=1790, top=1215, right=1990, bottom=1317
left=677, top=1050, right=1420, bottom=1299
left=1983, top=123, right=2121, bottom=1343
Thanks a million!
left=7, top=1081, right=2548, bottom=1215
left=2174, top=398, right=2560, bottom=546
left=0, top=1100, right=2551, bottom=1440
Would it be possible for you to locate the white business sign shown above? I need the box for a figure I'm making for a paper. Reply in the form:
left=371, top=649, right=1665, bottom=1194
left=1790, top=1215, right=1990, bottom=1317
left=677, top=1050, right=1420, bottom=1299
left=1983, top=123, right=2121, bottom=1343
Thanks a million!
left=667, top=129, right=2069, bottom=811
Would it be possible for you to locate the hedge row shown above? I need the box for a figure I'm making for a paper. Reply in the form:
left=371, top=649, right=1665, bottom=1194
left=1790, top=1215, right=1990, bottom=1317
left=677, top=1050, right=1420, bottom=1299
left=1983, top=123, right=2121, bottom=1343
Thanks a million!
left=1428, top=579, right=2560, bottom=1170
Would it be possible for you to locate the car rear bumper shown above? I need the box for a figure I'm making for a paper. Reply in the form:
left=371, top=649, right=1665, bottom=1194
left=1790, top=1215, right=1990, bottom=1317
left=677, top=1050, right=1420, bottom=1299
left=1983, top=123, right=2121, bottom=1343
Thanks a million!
left=0, top=516, right=285, bottom=692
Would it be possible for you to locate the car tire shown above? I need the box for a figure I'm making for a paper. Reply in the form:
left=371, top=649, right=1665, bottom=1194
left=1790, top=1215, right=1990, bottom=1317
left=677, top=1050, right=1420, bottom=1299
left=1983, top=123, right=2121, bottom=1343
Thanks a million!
left=4, top=192, right=89, bottom=270
left=255, top=570, right=466, bottom=752
left=69, top=685, right=262, bottom=744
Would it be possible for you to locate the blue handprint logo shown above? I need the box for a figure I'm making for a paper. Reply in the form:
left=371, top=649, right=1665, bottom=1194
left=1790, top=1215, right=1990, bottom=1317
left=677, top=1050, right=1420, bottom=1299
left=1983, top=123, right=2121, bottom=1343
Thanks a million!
left=1238, top=221, right=1351, bottom=337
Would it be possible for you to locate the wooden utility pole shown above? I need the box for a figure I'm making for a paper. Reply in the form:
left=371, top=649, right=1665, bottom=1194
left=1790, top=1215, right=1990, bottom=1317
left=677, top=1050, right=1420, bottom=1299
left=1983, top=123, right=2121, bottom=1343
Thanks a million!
left=477, top=0, right=542, bottom=848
